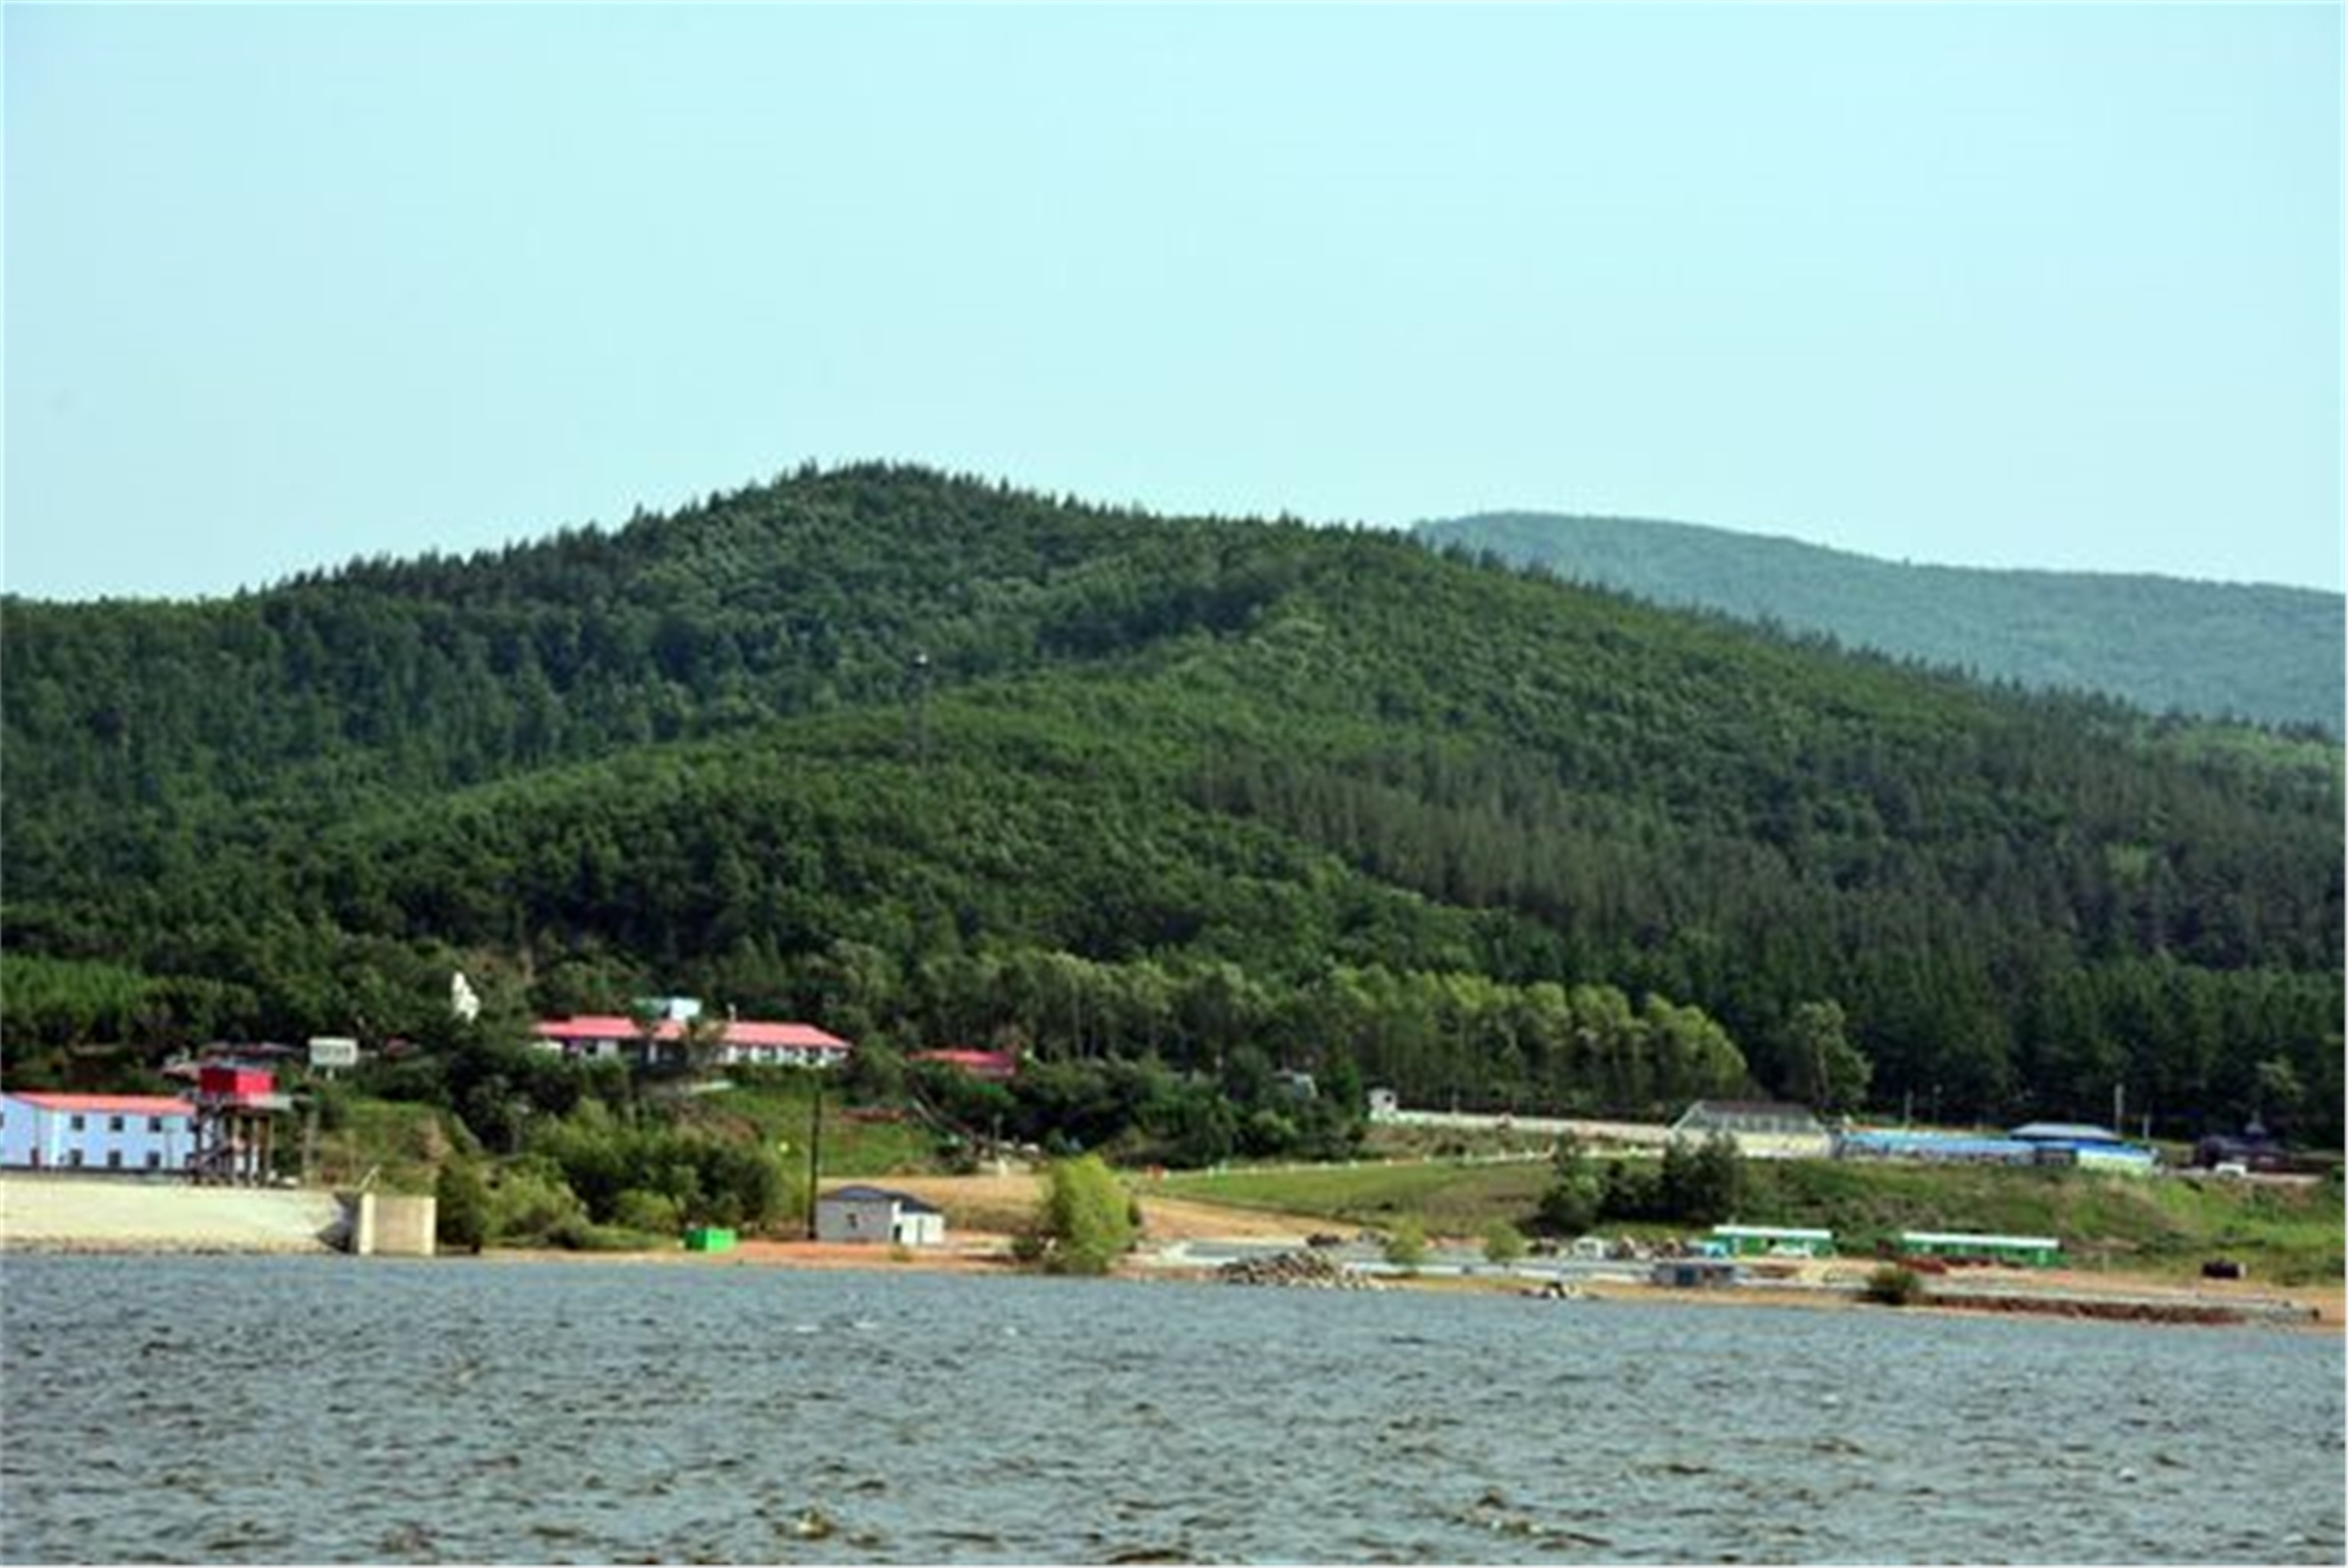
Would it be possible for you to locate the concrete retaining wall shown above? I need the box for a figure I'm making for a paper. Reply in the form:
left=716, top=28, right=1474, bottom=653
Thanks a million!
left=0, top=1176, right=348, bottom=1253
left=351, top=1192, right=436, bottom=1257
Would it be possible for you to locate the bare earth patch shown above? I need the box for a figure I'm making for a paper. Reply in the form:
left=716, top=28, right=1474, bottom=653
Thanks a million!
left=864, top=1172, right=1335, bottom=1243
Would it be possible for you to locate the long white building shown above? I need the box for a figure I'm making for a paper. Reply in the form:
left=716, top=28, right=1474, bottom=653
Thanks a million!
left=0, top=1092, right=199, bottom=1174
left=531, top=1014, right=851, bottom=1070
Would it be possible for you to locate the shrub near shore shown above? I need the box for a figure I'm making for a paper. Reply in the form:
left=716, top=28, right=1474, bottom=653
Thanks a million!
left=1022, top=1155, right=1137, bottom=1275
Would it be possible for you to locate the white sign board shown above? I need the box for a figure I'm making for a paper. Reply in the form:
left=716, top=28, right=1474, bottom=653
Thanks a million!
left=451, top=972, right=481, bottom=1024
left=308, top=1036, right=361, bottom=1070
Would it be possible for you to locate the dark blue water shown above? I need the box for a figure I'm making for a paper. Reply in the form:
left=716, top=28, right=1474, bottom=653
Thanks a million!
left=2, top=1256, right=2339, bottom=1564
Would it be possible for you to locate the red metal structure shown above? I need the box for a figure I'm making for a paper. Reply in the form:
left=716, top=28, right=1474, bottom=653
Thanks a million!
left=190, top=1064, right=290, bottom=1184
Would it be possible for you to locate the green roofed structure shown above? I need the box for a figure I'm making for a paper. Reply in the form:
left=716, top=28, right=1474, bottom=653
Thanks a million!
left=1710, top=1224, right=1836, bottom=1258
left=1896, top=1230, right=2061, bottom=1268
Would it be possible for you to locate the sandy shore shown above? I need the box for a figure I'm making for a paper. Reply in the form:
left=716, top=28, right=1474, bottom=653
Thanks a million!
left=1556, top=1260, right=2341, bottom=1331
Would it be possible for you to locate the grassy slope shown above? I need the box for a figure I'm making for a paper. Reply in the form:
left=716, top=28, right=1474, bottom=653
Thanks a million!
left=308, top=1099, right=456, bottom=1194
left=1158, top=1160, right=1557, bottom=1237
left=670, top=1080, right=941, bottom=1178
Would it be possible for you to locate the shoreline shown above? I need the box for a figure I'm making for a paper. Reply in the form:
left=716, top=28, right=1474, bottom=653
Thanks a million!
left=6, top=1174, right=2335, bottom=1334
left=495, top=1234, right=2348, bottom=1333
left=24, top=1230, right=2326, bottom=1334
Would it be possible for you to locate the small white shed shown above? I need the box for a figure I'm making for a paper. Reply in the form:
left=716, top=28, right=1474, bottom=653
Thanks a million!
left=815, top=1184, right=947, bottom=1247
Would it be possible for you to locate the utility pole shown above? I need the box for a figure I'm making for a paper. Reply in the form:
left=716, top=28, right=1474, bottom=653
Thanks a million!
left=804, top=1073, right=825, bottom=1240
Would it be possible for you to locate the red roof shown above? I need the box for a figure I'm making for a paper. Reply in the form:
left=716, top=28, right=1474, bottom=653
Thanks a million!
left=534, top=1014, right=660, bottom=1041
left=533, top=1016, right=847, bottom=1050
left=911, top=1048, right=1018, bottom=1080
left=6, top=1093, right=194, bottom=1118
left=719, top=1021, right=849, bottom=1050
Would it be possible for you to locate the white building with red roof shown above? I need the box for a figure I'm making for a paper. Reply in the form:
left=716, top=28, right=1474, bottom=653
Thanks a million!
left=531, top=1014, right=851, bottom=1070
left=0, top=1092, right=198, bottom=1174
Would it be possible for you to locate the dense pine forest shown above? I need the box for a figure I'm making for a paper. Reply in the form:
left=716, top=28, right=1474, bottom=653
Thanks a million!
left=1420, top=511, right=2346, bottom=735
left=5, top=463, right=2340, bottom=1147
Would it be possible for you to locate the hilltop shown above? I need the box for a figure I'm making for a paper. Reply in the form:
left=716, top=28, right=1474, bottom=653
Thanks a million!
left=1418, top=511, right=2344, bottom=735
left=4, top=464, right=2339, bottom=1148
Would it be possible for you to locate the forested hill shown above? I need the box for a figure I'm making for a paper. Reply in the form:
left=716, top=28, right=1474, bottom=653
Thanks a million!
left=5, top=463, right=2340, bottom=1144
left=1419, top=511, right=2345, bottom=735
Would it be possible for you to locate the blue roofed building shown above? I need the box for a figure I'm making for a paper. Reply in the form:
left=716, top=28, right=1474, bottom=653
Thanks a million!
left=2007, top=1122, right=2158, bottom=1176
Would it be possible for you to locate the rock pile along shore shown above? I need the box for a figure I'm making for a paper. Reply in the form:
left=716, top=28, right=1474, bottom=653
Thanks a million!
left=1216, top=1250, right=1383, bottom=1289
left=1926, top=1287, right=2317, bottom=1327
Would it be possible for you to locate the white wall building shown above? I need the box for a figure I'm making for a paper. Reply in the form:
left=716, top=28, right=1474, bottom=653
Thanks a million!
left=815, top=1185, right=947, bottom=1247
left=1669, top=1099, right=1834, bottom=1161
left=0, top=1093, right=198, bottom=1174
left=531, top=1014, right=852, bottom=1070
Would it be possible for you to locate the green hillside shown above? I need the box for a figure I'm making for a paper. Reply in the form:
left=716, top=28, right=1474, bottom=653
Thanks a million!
left=1419, top=511, right=2344, bottom=735
left=4, top=464, right=2339, bottom=1146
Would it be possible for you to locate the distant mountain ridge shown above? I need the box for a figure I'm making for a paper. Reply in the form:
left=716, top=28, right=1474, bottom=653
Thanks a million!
left=1417, top=512, right=2344, bottom=735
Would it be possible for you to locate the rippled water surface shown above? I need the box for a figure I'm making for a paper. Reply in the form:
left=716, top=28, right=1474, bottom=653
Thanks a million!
left=2, top=1256, right=2340, bottom=1564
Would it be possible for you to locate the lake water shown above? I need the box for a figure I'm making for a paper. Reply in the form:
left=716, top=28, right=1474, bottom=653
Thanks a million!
left=2, top=1256, right=2340, bottom=1565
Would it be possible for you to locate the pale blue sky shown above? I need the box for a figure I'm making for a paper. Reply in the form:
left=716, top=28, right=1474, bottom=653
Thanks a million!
left=6, top=3, right=2342, bottom=600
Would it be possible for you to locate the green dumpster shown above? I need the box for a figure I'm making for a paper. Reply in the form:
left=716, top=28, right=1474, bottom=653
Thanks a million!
left=684, top=1226, right=737, bottom=1253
